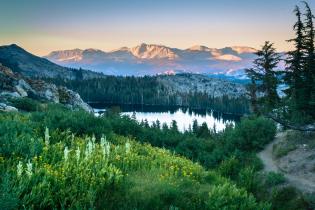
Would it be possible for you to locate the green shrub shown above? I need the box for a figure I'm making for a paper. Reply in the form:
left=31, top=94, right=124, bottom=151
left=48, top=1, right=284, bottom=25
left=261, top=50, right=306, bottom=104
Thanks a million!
left=237, top=167, right=260, bottom=193
left=218, top=156, right=241, bottom=180
left=206, top=183, right=271, bottom=210
left=0, top=114, right=42, bottom=158
left=265, top=172, right=285, bottom=187
left=9, top=97, right=41, bottom=112
left=30, top=105, right=112, bottom=138
left=232, top=117, right=276, bottom=151
left=270, top=187, right=309, bottom=210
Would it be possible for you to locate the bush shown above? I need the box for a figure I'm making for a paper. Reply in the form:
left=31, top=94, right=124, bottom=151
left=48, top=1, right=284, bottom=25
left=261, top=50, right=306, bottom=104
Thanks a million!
left=30, top=104, right=112, bottom=138
left=231, top=117, right=276, bottom=151
left=265, top=172, right=285, bottom=187
left=9, top=98, right=41, bottom=112
left=206, top=183, right=270, bottom=210
left=218, top=156, right=241, bottom=180
left=0, top=113, right=42, bottom=158
left=270, top=187, right=309, bottom=210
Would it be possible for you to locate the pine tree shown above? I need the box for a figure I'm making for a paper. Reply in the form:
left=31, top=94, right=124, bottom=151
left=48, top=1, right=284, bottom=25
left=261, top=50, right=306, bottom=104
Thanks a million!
left=303, top=1, right=315, bottom=118
left=285, top=6, right=307, bottom=113
left=245, top=70, right=259, bottom=114
left=245, top=41, right=281, bottom=113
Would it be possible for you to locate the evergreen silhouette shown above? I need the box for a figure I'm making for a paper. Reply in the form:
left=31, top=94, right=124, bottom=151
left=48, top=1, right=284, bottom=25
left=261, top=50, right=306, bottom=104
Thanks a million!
left=246, top=41, right=281, bottom=113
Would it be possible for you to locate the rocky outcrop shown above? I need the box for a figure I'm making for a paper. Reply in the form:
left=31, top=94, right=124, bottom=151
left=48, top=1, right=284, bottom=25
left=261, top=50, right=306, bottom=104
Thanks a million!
left=0, top=103, right=18, bottom=112
left=157, top=74, right=247, bottom=98
left=0, top=64, right=93, bottom=112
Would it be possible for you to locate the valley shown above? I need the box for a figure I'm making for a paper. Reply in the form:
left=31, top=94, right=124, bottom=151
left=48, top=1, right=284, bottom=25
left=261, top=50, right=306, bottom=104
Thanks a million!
left=1, top=1, right=315, bottom=209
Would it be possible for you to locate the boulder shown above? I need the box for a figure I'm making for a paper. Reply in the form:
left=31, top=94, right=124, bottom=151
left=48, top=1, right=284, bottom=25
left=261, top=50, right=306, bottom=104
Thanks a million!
left=58, top=87, right=93, bottom=113
left=0, top=91, right=21, bottom=98
left=15, top=85, right=28, bottom=97
left=0, top=103, right=18, bottom=112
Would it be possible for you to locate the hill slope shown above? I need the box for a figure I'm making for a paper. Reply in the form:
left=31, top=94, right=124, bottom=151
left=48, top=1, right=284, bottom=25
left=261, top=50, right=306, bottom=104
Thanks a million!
left=0, top=44, right=104, bottom=79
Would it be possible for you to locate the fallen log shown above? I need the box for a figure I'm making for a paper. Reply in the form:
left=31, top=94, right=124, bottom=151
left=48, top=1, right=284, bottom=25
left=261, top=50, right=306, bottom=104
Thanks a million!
left=267, top=114, right=315, bottom=132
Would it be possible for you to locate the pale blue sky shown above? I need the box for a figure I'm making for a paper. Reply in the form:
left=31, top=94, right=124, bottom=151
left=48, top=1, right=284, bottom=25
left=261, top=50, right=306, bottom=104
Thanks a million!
left=0, top=0, right=314, bottom=55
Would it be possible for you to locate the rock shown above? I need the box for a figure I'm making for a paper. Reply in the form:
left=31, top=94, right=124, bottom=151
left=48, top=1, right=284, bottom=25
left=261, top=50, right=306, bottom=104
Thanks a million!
left=15, top=85, right=28, bottom=97
left=5, top=105, right=18, bottom=112
left=0, top=103, right=6, bottom=109
left=0, top=91, right=21, bottom=98
left=58, top=87, right=93, bottom=113
left=0, top=103, right=18, bottom=112
left=0, top=63, right=92, bottom=112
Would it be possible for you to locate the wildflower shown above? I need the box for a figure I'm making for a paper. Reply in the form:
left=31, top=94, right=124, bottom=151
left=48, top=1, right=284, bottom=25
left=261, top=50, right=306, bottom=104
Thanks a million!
left=76, top=147, right=81, bottom=162
left=125, top=141, right=131, bottom=153
left=44, top=127, right=50, bottom=146
left=64, top=146, right=69, bottom=161
left=92, top=135, right=96, bottom=150
left=100, top=135, right=106, bottom=147
left=105, top=143, right=110, bottom=156
left=85, top=139, right=93, bottom=159
left=26, top=160, right=33, bottom=177
left=17, top=161, right=23, bottom=177
left=71, top=133, right=75, bottom=143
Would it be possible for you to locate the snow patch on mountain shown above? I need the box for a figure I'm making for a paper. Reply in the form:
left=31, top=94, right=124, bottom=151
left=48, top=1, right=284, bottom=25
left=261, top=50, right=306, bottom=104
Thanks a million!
left=44, top=43, right=258, bottom=76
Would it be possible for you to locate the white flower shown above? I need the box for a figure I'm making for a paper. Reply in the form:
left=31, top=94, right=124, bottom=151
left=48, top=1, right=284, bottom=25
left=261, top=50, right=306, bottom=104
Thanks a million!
left=85, top=138, right=93, bottom=159
left=44, top=127, right=50, bottom=146
left=102, top=142, right=110, bottom=158
left=100, top=135, right=110, bottom=158
left=125, top=141, right=131, bottom=154
left=91, top=135, right=96, bottom=150
left=17, top=161, right=23, bottom=177
left=76, top=147, right=81, bottom=162
left=71, top=133, right=75, bottom=143
left=100, top=135, right=106, bottom=147
left=26, top=160, right=33, bottom=177
left=64, top=146, right=70, bottom=161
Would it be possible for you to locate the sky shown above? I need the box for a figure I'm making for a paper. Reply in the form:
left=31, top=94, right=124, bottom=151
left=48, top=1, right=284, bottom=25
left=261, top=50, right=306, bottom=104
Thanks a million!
left=0, top=0, right=314, bottom=56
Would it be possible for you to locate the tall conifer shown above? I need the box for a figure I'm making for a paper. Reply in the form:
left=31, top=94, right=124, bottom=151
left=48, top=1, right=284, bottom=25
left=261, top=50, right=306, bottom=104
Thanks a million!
left=246, top=41, right=281, bottom=113
left=303, top=1, right=315, bottom=117
left=285, top=6, right=306, bottom=112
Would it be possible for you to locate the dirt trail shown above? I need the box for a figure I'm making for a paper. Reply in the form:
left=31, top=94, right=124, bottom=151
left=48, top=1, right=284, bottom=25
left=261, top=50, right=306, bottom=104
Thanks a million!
left=258, top=132, right=315, bottom=193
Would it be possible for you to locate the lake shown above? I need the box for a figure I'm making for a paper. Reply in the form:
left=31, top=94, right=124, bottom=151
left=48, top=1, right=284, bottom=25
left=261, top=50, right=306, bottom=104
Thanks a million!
left=91, top=103, right=240, bottom=132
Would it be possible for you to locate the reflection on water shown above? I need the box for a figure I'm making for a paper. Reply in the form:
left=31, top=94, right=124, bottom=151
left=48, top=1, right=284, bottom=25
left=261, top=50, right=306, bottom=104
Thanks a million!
left=91, top=103, right=240, bottom=132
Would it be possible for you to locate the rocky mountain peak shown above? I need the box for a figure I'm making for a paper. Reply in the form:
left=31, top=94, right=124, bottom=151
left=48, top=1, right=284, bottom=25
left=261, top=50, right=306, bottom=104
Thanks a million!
left=187, top=45, right=211, bottom=51
left=130, top=43, right=179, bottom=59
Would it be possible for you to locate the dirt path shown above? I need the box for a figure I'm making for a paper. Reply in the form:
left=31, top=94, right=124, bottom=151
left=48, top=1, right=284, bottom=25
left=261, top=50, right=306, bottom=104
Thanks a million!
left=258, top=132, right=315, bottom=193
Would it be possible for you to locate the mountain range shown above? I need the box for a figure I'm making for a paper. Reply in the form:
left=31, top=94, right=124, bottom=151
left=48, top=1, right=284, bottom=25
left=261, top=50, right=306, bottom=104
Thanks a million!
left=45, top=43, right=258, bottom=76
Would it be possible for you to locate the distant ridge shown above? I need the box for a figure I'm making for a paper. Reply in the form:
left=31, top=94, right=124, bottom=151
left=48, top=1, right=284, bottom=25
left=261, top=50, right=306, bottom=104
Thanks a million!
left=44, top=43, right=258, bottom=76
left=0, top=44, right=104, bottom=79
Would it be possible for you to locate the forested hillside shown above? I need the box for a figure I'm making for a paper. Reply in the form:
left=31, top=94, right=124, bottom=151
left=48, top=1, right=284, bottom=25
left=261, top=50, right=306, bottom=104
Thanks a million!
left=47, top=74, right=250, bottom=115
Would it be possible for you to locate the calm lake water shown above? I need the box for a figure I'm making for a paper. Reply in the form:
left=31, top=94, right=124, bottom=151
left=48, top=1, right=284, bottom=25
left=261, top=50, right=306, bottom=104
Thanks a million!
left=91, top=104, right=240, bottom=132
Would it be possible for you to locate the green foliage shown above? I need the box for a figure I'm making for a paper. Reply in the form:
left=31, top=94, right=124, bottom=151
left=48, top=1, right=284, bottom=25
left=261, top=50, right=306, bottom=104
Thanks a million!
left=230, top=117, right=276, bottom=151
left=1, top=125, right=266, bottom=209
left=206, top=183, right=271, bottom=210
left=245, top=41, right=281, bottom=114
left=1, top=104, right=306, bottom=209
left=30, top=104, right=112, bottom=138
left=9, top=97, right=41, bottom=112
left=284, top=3, right=315, bottom=119
left=218, top=156, right=241, bottom=180
left=270, top=187, right=309, bottom=210
left=265, top=172, right=285, bottom=187
left=237, top=167, right=260, bottom=193
left=0, top=113, right=42, bottom=158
